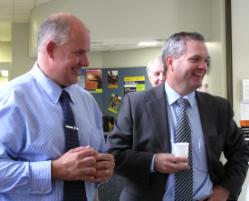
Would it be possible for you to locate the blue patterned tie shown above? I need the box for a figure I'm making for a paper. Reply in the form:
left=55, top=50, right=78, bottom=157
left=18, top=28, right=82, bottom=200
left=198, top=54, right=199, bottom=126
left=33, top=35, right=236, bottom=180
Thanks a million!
left=175, top=98, right=193, bottom=201
left=60, top=90, right=87, bottom=201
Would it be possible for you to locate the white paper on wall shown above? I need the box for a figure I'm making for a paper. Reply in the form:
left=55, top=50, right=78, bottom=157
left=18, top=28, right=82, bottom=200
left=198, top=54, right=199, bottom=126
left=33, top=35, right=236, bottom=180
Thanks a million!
left=241, top=102, right=249, bottom=120
left=242, top=80, right=249, bottom=101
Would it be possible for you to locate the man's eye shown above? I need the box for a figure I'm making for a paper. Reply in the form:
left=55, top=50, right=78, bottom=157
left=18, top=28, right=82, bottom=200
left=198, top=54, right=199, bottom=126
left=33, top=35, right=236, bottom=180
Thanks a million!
left=75, top=52, right=82, bottom=56
left=74, top=50, right=85, bottom=56
left=189, top=58, right=200, bottom=63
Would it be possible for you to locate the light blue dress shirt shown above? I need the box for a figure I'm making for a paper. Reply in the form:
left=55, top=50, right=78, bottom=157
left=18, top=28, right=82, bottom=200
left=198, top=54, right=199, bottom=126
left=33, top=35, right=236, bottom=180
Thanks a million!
left=163, top=82, right=213, bottom=201
left=0, top=64, right=106, bottom=201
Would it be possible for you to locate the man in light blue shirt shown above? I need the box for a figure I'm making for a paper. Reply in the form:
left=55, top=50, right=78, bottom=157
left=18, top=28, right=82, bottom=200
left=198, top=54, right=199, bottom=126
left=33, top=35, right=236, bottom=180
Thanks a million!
left=0, top=13, right=114, bottom=201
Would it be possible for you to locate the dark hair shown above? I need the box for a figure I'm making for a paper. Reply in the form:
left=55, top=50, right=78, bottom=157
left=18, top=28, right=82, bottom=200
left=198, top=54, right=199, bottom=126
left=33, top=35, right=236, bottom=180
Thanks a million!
left=102, top=116, right=115, bottom=132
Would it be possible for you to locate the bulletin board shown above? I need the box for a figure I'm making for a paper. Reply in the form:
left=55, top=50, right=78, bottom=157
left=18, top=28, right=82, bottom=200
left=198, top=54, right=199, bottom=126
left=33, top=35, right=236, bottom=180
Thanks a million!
left=78, top=67, right=150, bottom=118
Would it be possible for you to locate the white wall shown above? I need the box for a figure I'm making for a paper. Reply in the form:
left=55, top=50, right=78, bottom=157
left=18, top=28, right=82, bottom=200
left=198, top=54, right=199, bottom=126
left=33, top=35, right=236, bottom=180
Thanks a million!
left=89, top=48, right=161, bottom=68
left=0, top=42, right=11, bottom=62
left=11, top=23, right=35, bottom=80
left=29, top=0, right=213, bottom=57
left=232, top=1, right=249, bottom=200
left=0, top=41, right=11, bottom=83
left=232, top=0, right=249, bottom=123
left=205, top=42, right=226, bottom=97
left=102, top=48, right=161, bottom=68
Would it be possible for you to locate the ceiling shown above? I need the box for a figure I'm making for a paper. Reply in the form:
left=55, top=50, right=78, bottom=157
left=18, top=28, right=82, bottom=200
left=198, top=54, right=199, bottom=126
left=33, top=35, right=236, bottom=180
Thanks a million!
left=0, top=0, right=54, bottom=41
left=0, top=0, right=162, bottom=51
left=0, top=0, right=54, bottom=23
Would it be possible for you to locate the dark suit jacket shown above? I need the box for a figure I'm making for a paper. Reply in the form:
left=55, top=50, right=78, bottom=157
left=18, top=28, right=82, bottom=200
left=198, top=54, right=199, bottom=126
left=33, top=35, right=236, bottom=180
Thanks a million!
left=107, top=83, right=249, bottom=201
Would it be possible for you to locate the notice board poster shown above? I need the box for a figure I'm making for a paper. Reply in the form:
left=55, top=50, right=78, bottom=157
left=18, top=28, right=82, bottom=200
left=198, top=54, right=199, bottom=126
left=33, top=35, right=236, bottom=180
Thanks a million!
left=108, top=93, right=122, bottom=114
left=124, top=76, right=145, bottom=95
left=107, top=70, right=119, bottom=89
left=85, top=69, right=103, bottom=93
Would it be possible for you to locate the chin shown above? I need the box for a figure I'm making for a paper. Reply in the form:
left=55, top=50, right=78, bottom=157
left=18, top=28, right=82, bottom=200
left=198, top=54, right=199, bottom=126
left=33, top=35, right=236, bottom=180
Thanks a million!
left=67, top=79, right=78, bottom=86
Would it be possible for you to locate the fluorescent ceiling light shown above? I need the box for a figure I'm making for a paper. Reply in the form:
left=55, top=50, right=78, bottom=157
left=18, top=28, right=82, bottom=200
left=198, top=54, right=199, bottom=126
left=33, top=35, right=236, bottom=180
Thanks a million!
left=138, top=41, right=159, bottom=47
left=0, top=70, right=8, bottom=77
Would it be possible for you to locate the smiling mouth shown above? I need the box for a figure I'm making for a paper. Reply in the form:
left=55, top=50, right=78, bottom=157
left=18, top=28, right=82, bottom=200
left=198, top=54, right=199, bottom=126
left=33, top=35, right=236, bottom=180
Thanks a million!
left=193, top=73, right=203, bottom=78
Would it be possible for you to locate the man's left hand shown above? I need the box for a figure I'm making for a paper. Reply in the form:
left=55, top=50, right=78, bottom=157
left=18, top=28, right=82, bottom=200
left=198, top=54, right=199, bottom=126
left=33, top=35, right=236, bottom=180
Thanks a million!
left=93, top=153, right=115, bottom=183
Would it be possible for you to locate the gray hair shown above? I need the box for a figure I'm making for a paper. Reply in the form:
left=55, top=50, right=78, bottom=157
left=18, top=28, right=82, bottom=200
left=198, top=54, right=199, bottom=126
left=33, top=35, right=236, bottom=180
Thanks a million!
left=37, top=13, right=72, bottom=53
left=161, top=32, right=205, bottom=70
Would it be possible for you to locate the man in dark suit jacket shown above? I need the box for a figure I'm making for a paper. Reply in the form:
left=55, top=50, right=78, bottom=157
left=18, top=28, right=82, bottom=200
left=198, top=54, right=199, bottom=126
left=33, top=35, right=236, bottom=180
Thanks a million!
left=107, top=32, right=249, bottom=201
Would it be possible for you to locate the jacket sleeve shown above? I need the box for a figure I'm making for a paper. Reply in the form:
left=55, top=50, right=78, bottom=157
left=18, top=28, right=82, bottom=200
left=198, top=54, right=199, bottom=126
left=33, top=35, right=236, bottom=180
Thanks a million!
left=107, top=93, right=154, bottom=188
left=206, top=97, right=249, bottom=199
left=222, top=101, right=249, bottom=198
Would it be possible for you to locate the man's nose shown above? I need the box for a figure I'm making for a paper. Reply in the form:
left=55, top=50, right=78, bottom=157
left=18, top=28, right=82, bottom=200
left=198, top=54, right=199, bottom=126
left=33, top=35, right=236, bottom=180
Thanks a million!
left=198, top=61, right=208, bottom=70
left=80, top=54, right=89, bottom=67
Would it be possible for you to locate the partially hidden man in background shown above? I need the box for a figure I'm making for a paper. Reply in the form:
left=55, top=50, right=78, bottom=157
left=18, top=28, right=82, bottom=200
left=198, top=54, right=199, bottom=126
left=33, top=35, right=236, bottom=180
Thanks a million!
left=107, top=32, right=249, bottom=201
left=146, top=56, right=166, bottom=87
left=0, top=12, right=114, bottom=201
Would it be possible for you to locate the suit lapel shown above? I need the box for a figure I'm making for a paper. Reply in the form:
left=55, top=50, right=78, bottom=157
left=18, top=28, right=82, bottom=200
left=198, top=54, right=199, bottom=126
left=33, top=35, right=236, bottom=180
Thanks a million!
left=143, top=89, right=217, bottom=154
left=145, top=84, right=171, bottom=153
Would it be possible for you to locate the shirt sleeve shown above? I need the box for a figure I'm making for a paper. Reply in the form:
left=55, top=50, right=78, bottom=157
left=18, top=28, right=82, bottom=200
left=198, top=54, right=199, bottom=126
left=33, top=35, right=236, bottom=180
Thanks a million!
left=0, top=104, right=52, bottom=194
left=150, top=154, right=156, bottom=172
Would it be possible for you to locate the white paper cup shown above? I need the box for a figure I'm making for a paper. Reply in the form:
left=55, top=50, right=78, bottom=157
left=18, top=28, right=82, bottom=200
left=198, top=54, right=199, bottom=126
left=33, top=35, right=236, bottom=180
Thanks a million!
left=173, top=142, right=189, bottom=157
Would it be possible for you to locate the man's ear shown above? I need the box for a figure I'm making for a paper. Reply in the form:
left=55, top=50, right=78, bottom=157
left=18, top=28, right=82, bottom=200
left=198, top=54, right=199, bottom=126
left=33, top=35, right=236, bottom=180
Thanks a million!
left=46, top=41, right=56, bottom=59
left=166, top=55, right=174, bottom=71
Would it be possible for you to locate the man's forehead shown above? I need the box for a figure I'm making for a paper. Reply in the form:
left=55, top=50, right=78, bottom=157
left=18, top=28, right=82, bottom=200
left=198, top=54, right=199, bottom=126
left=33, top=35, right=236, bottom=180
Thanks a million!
left=185, top=41, right=208, bottom=55
left=151, top=68, right=165, bottom=73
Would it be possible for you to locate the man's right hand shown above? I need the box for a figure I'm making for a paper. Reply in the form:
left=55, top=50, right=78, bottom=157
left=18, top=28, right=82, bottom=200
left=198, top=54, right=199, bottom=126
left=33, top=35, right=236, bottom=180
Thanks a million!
left=154, top=153, right=189, bottom=174
left=52, top=146, right=97, bottom=182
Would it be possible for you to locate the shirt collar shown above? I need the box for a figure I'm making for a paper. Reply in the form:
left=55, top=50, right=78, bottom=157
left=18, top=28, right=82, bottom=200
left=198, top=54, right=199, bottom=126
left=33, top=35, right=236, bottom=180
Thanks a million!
left=30, top=63, right=74, bottom=104
left=165, top=81, right=196, bottom=108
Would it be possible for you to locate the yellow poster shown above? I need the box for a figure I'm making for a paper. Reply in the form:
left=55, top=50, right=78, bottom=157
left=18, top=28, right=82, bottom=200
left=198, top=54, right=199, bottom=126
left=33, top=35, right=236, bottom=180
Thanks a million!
left=124, top=76, right=145, bottom=95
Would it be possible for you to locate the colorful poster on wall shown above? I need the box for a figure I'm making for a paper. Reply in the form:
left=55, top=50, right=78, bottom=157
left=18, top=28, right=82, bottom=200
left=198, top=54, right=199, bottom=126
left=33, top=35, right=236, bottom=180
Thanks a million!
left=124, top=76, right=145, bottom=95
left=107, top=70, right=119, bottom=88
left=85, top=69, right=103, bottom=93
left=108, top=93, right=122, bottom=114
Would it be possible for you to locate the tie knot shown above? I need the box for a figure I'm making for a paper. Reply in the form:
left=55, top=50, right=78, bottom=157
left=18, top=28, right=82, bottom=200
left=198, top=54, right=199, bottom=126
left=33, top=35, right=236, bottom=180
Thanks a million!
left=177, top=98, right=189, bottom=109
left=60, top=90, right=71, bottom=103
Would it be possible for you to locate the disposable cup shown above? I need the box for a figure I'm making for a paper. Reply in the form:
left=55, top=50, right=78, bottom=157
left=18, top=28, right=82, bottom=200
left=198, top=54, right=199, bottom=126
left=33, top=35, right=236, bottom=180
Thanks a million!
left=173, top=142, right=189, bottom=158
